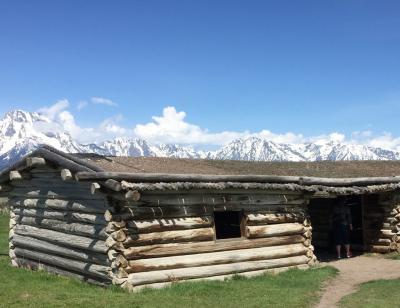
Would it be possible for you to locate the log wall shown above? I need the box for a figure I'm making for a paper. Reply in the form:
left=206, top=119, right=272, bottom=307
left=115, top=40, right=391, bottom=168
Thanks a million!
left=363, top=193, right=400, bottom=253
left=105, top=190, right=315, bottom=291
left=7, top=164, right=112, bottom=285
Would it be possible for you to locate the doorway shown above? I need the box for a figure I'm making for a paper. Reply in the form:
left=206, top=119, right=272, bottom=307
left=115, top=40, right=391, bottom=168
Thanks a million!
left=308, top=196, right=364, bottom=260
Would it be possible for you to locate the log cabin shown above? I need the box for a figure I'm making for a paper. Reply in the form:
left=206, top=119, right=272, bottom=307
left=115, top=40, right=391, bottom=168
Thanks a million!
left=1, top=145, right=400, bottom=290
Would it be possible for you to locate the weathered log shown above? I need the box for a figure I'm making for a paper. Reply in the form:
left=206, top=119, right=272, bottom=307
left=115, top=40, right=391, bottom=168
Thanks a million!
left=12, top=234, right=109, bottom=265
left=26, top=157, right=46, bottom=167
left=9, top=188, right=105, bottom=201
left=0, top=184, right=13, bottom=192
left=61, top=169, right=73, bottom=181
left=389, top=242, right=399, bottom=251
left=125, top=243, right=308, bottom=273
left=12, top=208, right=106, bottom=225
left=14, top=224, right=108, bottom=253
left=246, top=223, right=305, bottom=239
left=14, top=258, right=109, bottom=286
left=9, top=218, right=16, bottom=229
left=9, top=171, right=23, bottom=181
left=76, top=172, right=302, bottom=183
left=123, top=217, right=214, bottom=234
left=105, top=221, right=127, bottom=233
left=107, top=249, right=119, bottom=261
left=369, top=245, right=391, bottom=253
left=34, top=147, right=99, bottom=173
left=9, top=197, right=108, bottom=214
left=105, top=207, right=213, bottom=221
left=91, top=182, right=101, bottom=195
left=123, top=228, right=214, bottom=246
left=135, top=193, right=306, bottom=207
left=102, top=179, right=122, bottom=192
left=125, top=190, right=141, bottom=201
left=124, top=255, right=310, bottom=286
left=122, top=235, right=305, bottom=259
left=245, top=213, right=305, bottom=225
left=115, top=254, right=129, bottom=268
left=111, top=230, right=127, bottom=242
left=105, top=237, right=126, bottom=250
left=13, top=247, right=110, bottom=280
left=365, top=238, right=391, bottom=245
left=16, top=216, right=107, bottom=239
left=123, top=264, right=310, bottom=291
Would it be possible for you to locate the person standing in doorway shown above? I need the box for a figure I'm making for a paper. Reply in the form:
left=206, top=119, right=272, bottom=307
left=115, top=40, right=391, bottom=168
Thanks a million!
left=331, top=198, right=353, bottom=259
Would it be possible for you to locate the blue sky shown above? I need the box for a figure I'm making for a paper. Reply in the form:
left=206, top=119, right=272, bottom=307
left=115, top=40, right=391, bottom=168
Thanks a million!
left=1, top=1, right=400, bottom=148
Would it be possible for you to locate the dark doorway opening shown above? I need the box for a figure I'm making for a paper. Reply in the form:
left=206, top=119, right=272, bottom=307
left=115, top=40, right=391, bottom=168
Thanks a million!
left=308, top=196, right=364, bottom=261
left=214, top=211, right=243, bottom=240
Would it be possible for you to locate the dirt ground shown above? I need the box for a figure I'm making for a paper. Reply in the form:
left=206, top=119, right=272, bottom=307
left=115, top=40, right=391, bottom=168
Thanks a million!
left=315, top=254, right=400, bottom=308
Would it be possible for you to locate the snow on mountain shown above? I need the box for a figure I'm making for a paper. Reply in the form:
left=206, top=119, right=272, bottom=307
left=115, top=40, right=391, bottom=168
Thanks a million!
left=0, top=110, right=84, bottom=168
left=1, top=109, right=400, bottom=170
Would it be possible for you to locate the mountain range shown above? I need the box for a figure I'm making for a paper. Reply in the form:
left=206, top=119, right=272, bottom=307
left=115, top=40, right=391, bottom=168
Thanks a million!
left=1, top=109, right=400, bottom=170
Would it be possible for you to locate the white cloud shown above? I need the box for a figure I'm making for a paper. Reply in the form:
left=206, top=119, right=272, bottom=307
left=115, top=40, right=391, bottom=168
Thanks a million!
left=133, top=106, right=304, bottom=145
left=91, top=97, right=117, bottom=106
left=100, top=114, right=128, bottom=135
left=37, top=99, right=69, bottom=120
left=33, top=102, right=400, bottom=152
left=77, top=101, right=88, bottom=111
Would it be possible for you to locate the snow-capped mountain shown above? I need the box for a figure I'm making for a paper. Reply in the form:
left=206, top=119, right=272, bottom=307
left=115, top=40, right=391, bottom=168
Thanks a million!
left=1, top=109, right=400, bottom=170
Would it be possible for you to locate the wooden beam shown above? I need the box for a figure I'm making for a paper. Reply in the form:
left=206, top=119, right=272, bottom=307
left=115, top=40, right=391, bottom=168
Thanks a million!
left=61, top=169, right=73, bottom=181
left=26, top=157, right=46, bottom=168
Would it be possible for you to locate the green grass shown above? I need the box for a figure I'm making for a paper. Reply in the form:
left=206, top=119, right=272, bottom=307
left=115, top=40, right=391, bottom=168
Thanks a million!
left=384, top=252, right=400, bottom=260
left=0, top=213, right=337, bottom=308
left=340, top=279, right=400, bottom=308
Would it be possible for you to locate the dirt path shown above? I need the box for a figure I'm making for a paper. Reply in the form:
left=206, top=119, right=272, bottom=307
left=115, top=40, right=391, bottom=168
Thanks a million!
left=315, top=255, right=400, bottom=308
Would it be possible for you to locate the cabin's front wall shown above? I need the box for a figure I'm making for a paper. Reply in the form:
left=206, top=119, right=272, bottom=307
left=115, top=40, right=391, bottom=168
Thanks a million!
left=106, top=190, right=315, bottom=291
left=7, top=163, right=113, bottom=285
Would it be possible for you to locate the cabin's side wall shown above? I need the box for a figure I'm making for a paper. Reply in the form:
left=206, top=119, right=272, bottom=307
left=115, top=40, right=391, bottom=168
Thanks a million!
left=105, top=190, right=315, bottom=291
left=363, top=192, right=400, bottom=253
left=7, top=163, right=112, bottom=285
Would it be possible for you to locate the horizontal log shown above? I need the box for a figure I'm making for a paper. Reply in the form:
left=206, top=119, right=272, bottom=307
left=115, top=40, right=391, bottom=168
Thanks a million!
left=76, top=172, right=302, bottom=183
left=16, top=216, right=107, bottom=239
left=103, top=179, right=122, bottom=192
left=12, top=234, right=109, bottom=265
left=10, top=171, right=24, bottom=181
left=14, top=258, right=109, bottom=286
left=123, top=228, right=214, bottom=246
left=124, top=264, right=309, bottom=291
left=9, top=197, right=108, bottom=214
left=34, top=147, right=100, bottom=173
left=368, top=245, right=391, bottom=253
left=135, top=193, right=306, bottom=207
left=12, top=208, right=106, bottom=225
left=122, top=235, right=306, bottom=259
left=124, top=217, right=214, bottom=233
left=125, top=190, right=141, bottom=201
left=13, top=247, right=110, bottom=280
left=14, top=224, right=108, bottom=253
left=365, top=238, right=391, bottom=245
left=246, top=223, right=305, bottom=239
left=26, top=157, right=46, bottom=167
left=245, top=213, right=305, bottom=225
left=61, top=169, right=73, bottom=181
left=9, top=189, right=105, bottom=201
left=125, top=243, right=308, bottom=273
left=0, top=184, right=13, bottom=192
left=76, top=171, right=400, bottom=187
left=125, top=255, right=310, bottom=286
left=107, top=204, right=303, bottom=221
left=105, top=221, right=127, bottom=233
